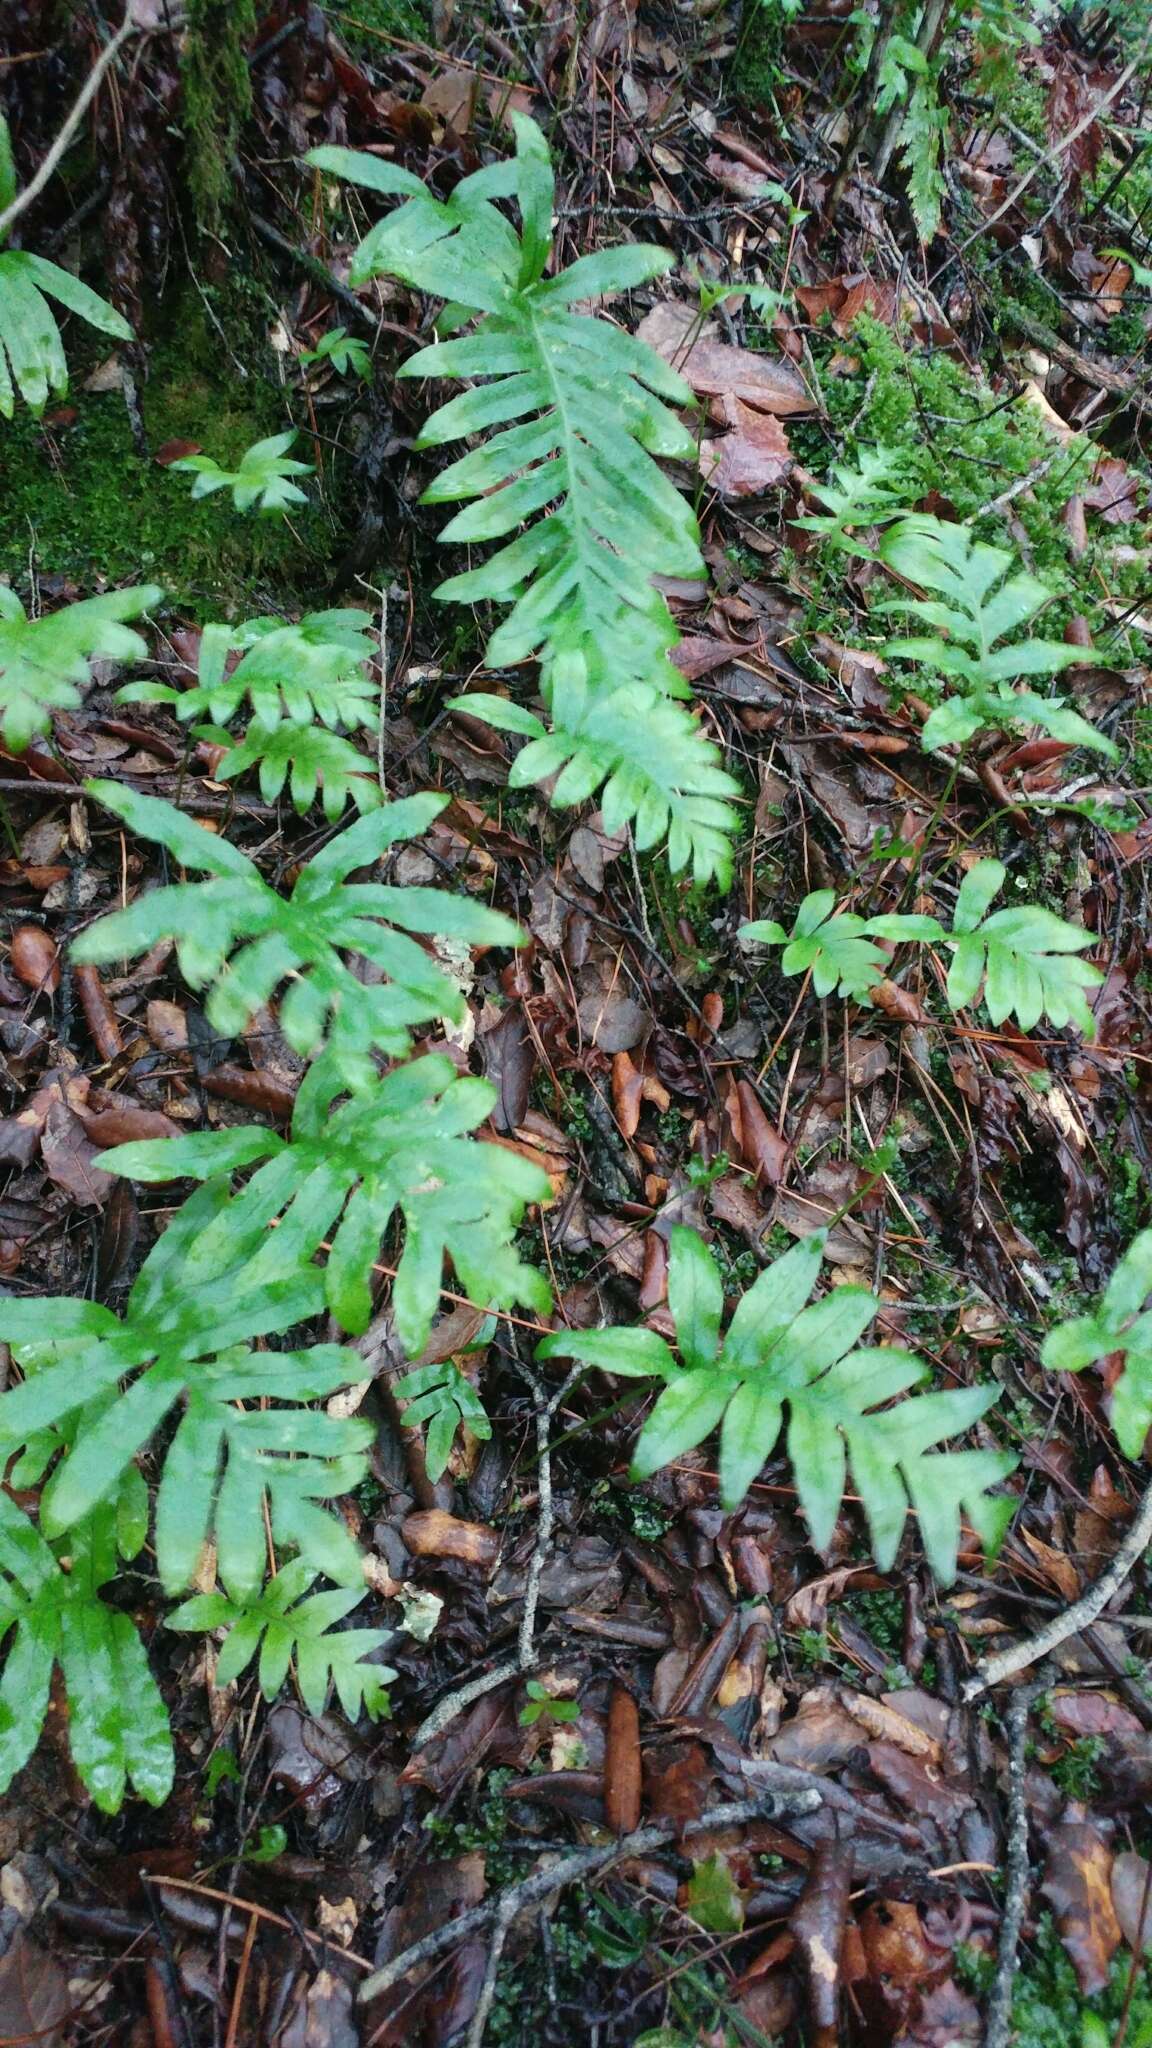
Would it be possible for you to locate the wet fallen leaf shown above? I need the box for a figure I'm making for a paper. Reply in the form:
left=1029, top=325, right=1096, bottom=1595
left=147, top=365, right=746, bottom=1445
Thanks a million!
left=791, top=1840, right=854, bottom=2048
left=604, top=1683, right=642, bottom=1833
left=0, top=1928, right=68, bottom=2048
left=684, top=1851, right=745, bottom=1932
left=701, top=397, right=793, bottom=497
left=636, top=302, right=816, bottom=413
left=402, top=1510, right=501, bottom=1569
left=1041, top=1819, right=1121, bottom=1993
left=1112, top=1850, right=1152, bottom=1953
left=9, top=924, right=59, bottom=994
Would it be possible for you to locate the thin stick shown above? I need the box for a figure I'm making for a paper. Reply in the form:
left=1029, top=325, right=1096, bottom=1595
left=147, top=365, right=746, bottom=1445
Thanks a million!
left=984, top=1688, right=1033, bottom=2048
left=0, top=15, right=136, bottom=242
left=409, top=1361, right=582, bottom=1751
left=357, top=1790, right=823, bottom=2005
left=963, top=1474, right=1152, bottom=1699
left=410, top=1655, right=524, bottom=1751
left=465, top=1892, right=518, bottom=2048
left=957, top=24, right=1152, bottom=253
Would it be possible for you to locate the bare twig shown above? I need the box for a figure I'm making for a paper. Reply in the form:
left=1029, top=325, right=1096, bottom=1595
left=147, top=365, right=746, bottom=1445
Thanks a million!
left=963, top=1474, right=1152, bottom=1699
left=957, top=24, right=1152, bottom=253
left=465, top=1892, right=519, bottom=2048
left=0, top=15, right=136, bottom=242
left=409, top=1359, right=580, bottom=1751
left=984, top=1688, right=1035, bottom=2048
left=409, top=1655, right=524, bottom=1752
left=357, top=1789, right=823, bottom=2005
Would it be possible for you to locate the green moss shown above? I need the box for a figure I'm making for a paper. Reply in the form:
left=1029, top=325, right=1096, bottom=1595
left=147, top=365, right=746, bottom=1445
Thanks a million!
left=820, top=316, right=1086, bottom=575
left=320, top=0, right=433, bottom=56
left=728, top=0, right=803, bottom=112
left=180, top=0, right=257, bottom=233
left=0, top=280, right=347, bottom=618
left=959, top=1912, right=1152, bottom=2048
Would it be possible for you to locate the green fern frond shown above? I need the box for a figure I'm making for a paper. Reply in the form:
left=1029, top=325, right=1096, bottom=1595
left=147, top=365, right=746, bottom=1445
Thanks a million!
left=307, top=117, right=740, bottom=886
left=0, top=583, right=162, bottom=753
left=0, top=243, right=132, bottom=418
left=0, top=1182, right=371, bottom=1596
left=877, top=515, right=1116, bottom=759
left=537, top=1227, right=1016, bottom=1584
left=171, top=431, right=312, bottom=514
left=0, top=1492, right=173, bottom=1812
left=207, top=718, right=382, bottom=821
left=73, top=783, right=523, bottom=1081
left=119, top=610, right=378, bottom=732
left=168, top=1558, right=394, bottom=1719
left=98, top=1052, right=553, bottom=1354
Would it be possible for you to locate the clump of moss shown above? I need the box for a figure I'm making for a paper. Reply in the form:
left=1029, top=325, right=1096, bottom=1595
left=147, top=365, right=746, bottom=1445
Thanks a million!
left=956, top=1911, right=1152, bottom=2048
left=818, top=315, right=1091, bottom=573
left=320, top=0, right=433, bottom=56
left=0, top=278, right=348, bottom=617
left=180, top=0, right=257, bottom=234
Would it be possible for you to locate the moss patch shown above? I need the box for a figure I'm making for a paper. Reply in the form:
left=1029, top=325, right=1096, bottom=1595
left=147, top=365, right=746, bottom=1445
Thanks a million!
left=0, top=276, right=349, bottom=619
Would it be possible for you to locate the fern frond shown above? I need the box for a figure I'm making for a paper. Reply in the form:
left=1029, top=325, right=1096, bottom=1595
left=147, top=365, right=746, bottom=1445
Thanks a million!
left=0, top=1492, right=173, bottom=1812
left=208, top=718, right=382, bottom=821
left=119, top=610, right=378, bottom=733
left=0, top=1182, right=371, bottom=1596
left=73, top=783, right=523, bottom=1080
left=538, top=1227, right=1016, bottom=1584
left=0, top=245, right=132, bottom=418
left=877, top=515, right=1116, bottom=759
left=98, top=1052, right=553, bottom=1353
left=0, top=583, right=162, bottom=753
left=307, top=118, right=740, bottom=886
left=168, top=1558, right=394, bottom=1719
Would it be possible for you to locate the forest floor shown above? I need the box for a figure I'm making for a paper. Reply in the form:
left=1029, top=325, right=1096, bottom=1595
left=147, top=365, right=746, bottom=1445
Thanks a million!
left=3, top=1, right=1152, bottom=2044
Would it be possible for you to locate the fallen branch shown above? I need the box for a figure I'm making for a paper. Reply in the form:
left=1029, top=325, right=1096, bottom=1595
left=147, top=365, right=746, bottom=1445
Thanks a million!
left=984, top=1688, right=1034, bottom=2048
left=963, top=1474, right=1152, bottom=1699
left=0, top=15, right=137, bottom=242
left=357, top=1788, right=823, bottom=2006
left=1006, top=304, right=1139, bottom=400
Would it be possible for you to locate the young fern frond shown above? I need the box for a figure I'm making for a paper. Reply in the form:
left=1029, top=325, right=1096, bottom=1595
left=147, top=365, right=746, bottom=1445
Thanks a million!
left=394, top=1358, right=493, bottom=1483
left=98, top=1052, right=553, bottom=1354
left=1042, top=1230, right=1152, bottom=1458
left=944, top=857, right=1102, bottom=1036
left=0, top=583, right=162, bottom=754
left=120, top=610, right=379, bottom=733
left=876, top=515, right=1116, bottom=757
left=537, top=1228, right=1015, bottom=1584
left=204, top=718, right=382, bottom=821
left=0, top=1183, right=371, bottom=1597
left=120, top=610, right=382, bottom=820
left=307, top=117, right=740, bottom=886
left=0, top=113, right=133, bottom=417
left=170, top=430, right=313, bottom=514
left=740, top=890, right=939, bottom=1001
left=0, top=1491, right=174, bottom=1812
left=741, top=866, right=1100, bottom=1036
left=793, top=448, right=910, bottom=558
left=73, top=783, right=523, bottom=1082
left=168, top=1559, right=394, bottom=1720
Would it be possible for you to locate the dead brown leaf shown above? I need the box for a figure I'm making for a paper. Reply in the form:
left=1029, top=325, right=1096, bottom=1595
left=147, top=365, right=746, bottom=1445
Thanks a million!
left=401, top=1511, right=501, bottom=1570
left=702, top=396, right=793, bottom=497
left=9, top=924, right=59, bottom=994
left=636, top=302, right=816, bottom=413
left=1041, top=1819, right=1121, bottom=1993
left=791, top=1840, right=854, bottom=2048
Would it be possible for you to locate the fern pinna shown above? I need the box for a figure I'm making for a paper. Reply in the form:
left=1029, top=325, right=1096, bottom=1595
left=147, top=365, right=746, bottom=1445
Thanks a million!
left=307, top=117, right=740, bottom=887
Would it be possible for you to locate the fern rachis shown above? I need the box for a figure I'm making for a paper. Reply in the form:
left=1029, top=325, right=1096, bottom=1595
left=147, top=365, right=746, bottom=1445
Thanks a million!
left=307, top=118, right=741, bottom=886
